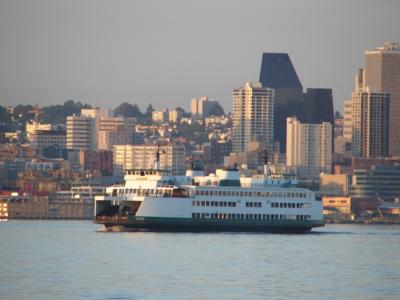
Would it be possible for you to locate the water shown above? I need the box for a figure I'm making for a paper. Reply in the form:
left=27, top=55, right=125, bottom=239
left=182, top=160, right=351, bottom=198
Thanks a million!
left=0, top=221, right=399, bottom=300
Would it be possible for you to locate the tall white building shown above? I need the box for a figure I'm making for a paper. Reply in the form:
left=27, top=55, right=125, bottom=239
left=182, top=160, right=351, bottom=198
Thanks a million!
left=97, top=117, right=134, bottom=151
left=81, top=108, right=113, bottom=119
left=286, top=117, right=332, bottom=179
left=343, top=100, right=353, bottom=143
left=66, top=115, right=95, bottom=150
left=113, top=144, right=186, bottom=176
left=67, top=108, right=135, bottom=151
left=232, top=82, right=274, bottom=153
left=152, top=110, right=169, bottom=123
left=191, top=97, right=219, bottom=121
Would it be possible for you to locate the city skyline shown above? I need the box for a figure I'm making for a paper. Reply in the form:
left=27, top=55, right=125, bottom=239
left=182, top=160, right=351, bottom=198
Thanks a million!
left=1, top=0, right=399, bottom=112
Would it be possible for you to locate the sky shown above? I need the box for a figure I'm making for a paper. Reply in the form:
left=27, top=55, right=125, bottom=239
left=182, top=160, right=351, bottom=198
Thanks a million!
left=0, top=0, right=399, bottom=113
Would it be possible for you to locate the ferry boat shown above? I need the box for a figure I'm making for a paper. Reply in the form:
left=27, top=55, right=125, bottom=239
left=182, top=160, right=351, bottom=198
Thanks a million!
left=94, top=161, right=324, bottom=233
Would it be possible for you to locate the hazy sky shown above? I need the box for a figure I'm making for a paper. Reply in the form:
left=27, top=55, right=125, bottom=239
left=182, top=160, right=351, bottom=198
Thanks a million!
left=0, top=0, right=399, bottom=112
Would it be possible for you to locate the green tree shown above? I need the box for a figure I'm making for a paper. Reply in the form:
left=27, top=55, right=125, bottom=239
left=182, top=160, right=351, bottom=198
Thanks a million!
left=114, top=102, right=143, bottom=118
left=210, top=103, right=225, bottom=116
left=144, top=104, right=155, bottom=119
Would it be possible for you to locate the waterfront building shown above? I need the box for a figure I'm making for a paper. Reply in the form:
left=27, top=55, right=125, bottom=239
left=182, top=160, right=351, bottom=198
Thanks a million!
left=322, top=196, right=352, bottom=215
left=259, top=53, right=304, bottom=153
left=319, top=174, right=351, bottom=196
left=286, top=117, right=332, bottom=179
left=113, top=144, right=186, bottom=176
left=0, top=194, right=49, bottom=219
left=232, top=82, right=274, bottom=153
left=49, top=185, right=107, bottom=219
left=363, top=42, right=400, bottom=156
left=349, top=165, right=400, bottom=201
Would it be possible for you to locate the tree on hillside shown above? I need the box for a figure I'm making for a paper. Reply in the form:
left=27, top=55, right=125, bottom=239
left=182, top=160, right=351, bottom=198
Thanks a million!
left=210, top=103, right=225, bottom=116
left=114, top=102, right=143, bottom=118
left=41, top=100, right=91, bottom=124
left=144, top=104, right=155, bottom=119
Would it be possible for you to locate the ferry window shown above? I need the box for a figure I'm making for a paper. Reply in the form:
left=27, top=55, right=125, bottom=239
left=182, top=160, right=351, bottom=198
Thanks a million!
left=200, top=190, right=205, bottom=196
left=232, top=202, right=236, bottom=207
left=195, top=191, right=200, bottom=195
left=218, top=191, right=222, bottom=196
left=201, top=201, right=205, bottom=207
left=249, top=202, right=253, bottom=207
left=284, top=203, right=287, bottom=208
left=257, top=202, right=262, bottom=208
left=205, top=190, right=209, bottom=196
left=279, top=203, right=283, bottom=208
left=215, top=201, right=219, bottom=207
left=222, top=191, right=226, bottom=196
left=206, top=201, right=209, bottom=206
left=192, top=201, right=195, bottom=206
left=223, top=201, right=227, bottom=207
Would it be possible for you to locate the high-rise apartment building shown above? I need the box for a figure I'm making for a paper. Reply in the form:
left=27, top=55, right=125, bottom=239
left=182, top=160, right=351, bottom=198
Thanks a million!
left=259, top=53, right=304, bottom=153
left=191, top=97, right=219, bottom=121
left=363, top=42, right=400, bottom=156
left=66, top=115, right=95, bottom=150
left=286, top=117, right=332, bottom=179
left=67, top=109, right=134, bottom=151
left=232, top=82, right=274, bottom=153
left=113, top=144, right=186, bottom=176
left=351, top=88, right=390, bottom=158
left=343, top=100, right=353, bottom=143
left=169, top=110, right=182, bottom=123
left=152, top=110, right=169, bottom=123
left=97, top=117, right=134, bottom=151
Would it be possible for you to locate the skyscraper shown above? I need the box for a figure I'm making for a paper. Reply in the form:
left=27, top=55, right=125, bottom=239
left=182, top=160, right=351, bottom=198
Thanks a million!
left=232, top=82, right=274, bottom=153
left=363, top=42, right=400, bottom=156
left=351, top=88, right=390, bottom=158
left=343, top=100, right=353, bottom=143
left=286, top=117, right=332, bottom=179
left=259, top=53, right=304, bottom=152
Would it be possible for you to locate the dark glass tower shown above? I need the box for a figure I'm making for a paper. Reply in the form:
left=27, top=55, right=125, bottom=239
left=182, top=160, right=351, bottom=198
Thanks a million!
left=303, top=88, right=335, bottom=154
left=259, top=53, right=304, bottom=152
left=303, top=88, right=334, bottom=124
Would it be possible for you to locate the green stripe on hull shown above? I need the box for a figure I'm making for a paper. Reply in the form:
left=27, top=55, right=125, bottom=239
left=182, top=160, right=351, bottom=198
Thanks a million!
left=97, top=216, right=324, bottom=233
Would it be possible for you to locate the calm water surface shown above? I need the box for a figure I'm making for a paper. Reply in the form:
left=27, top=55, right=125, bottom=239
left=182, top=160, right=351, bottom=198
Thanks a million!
left=0, top=221, right=399, bottom=300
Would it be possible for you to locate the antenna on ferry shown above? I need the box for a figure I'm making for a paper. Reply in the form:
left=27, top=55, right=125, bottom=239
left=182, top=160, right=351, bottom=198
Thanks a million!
left=155, top=145, right=162, bottom=170
left=263, top=150, right=270, bottom=177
